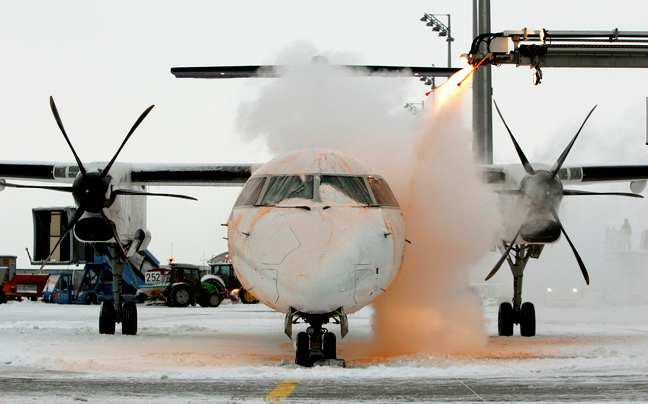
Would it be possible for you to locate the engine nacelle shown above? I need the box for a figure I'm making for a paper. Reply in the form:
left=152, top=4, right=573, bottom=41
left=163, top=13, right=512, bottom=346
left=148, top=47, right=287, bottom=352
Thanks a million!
left=74, top=214, right=115, bottom=243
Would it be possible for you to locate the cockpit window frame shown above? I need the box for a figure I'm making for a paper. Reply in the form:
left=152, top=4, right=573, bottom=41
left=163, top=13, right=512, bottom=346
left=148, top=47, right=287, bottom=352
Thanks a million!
left=235, top=173, right=399, bottom=208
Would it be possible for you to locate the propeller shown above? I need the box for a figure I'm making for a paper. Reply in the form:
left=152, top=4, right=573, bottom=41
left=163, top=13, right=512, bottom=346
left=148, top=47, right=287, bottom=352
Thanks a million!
left=25, top=97, right=197, bottom=267
left=485, top=229, right=521, bottom=281
left=549, top=207, right=589, bottom=285
left=493, top=101, right=534, bottom=176
left=488, top=102, right=637, bottom=285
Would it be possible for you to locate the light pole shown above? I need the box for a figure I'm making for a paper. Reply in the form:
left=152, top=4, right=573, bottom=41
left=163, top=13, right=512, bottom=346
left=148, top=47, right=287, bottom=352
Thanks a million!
left=404, top=102, right=425, bottom=116
left=420, top=13, right=454, bottom=68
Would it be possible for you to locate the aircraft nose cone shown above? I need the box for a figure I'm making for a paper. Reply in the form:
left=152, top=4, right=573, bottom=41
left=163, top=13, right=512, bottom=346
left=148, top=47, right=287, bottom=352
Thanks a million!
left=273, top=217, right=372, bottom=314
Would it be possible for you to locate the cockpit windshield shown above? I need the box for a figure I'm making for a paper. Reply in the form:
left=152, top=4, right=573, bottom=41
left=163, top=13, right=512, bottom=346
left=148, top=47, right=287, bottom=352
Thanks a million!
left=320, top=175, right=373, bottom=205
left=235, top=174, right=399, bottom=208
left=234, top=177, right=266, bottom=206
left=260, top=175, right=314, bottom=205
left=368, top=177, right=399, bottom=206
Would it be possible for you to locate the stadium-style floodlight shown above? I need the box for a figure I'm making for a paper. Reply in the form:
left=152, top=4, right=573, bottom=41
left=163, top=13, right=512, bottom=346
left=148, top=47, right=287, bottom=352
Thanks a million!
left=404, top=102, right=424, bottom=116
left=420, top=13, right=454, bottom=67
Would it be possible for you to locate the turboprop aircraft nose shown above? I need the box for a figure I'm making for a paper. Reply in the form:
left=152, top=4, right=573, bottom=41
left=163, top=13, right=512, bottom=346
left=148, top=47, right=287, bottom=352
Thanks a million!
left=229, top=204, right=403, bottom=315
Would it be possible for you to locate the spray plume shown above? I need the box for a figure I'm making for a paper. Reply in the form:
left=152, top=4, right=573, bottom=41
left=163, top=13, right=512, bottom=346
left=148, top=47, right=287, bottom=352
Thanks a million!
left=236, top=45, right=501, bottom=357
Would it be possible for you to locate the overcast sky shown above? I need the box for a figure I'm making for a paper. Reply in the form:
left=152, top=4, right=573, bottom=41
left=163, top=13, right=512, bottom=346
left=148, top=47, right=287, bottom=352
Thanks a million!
left=1, top=0, right=647, bottom=279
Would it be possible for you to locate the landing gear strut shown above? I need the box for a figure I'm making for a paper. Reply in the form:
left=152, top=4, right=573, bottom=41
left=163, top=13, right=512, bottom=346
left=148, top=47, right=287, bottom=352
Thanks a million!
left=286, top=308, right=347, bottom=367
left=97, top=243, right=138, bottom=336
left=497, top=243, right=539, bottom=337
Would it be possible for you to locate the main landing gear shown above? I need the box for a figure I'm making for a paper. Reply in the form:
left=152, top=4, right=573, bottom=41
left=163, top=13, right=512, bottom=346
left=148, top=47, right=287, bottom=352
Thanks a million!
left=285, top=308, right=348, bottom=367
left=97, top=243, right=138, bottom=336
left=497, top=243, right=540, bottom=337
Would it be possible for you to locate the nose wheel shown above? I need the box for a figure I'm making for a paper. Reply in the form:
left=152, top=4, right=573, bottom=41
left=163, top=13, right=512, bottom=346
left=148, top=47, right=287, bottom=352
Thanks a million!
left=286, top=308, right=346, bottom=367
left=295, top=328, right=338, bottom=367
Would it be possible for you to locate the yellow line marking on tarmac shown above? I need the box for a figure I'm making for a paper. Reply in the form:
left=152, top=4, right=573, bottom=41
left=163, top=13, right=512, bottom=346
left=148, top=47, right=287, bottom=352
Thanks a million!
left=264, top=379, right=301, bottom=403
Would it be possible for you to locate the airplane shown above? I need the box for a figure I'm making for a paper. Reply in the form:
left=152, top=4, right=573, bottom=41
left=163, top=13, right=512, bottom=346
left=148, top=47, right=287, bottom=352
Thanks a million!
left=0, top=61, right=456, bottom=366
left=2, top=63, right=647, bottom=366
left=483, top=101, right=648, bottom=337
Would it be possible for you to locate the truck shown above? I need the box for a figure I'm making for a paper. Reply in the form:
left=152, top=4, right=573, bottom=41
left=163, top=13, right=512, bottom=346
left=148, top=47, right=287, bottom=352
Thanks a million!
left=159, top=263, right=224, bottom=307
left=207, top=258, right=258, bottom=304
left=0, top=256, right=49, bottom=303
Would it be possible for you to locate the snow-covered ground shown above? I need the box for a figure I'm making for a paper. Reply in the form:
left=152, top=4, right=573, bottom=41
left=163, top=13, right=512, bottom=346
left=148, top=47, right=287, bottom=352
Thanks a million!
left=1, top=299, right=648, bottom=382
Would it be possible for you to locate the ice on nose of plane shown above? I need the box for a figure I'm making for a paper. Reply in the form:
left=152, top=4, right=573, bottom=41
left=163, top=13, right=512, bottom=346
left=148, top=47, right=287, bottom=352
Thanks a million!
left=244, top=203, right=400, bottom=314
left=227, top=149, right=406, bottom=316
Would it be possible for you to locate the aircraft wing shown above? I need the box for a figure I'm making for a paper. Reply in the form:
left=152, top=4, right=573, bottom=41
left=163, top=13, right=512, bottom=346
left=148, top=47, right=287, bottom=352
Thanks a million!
left=577, top=165, right=648, bottom=183
left=0, top=161, right=259, bottom=187
left=483, top=164, right=648, bottom=189
left=129, top=163, right=259, bottom=186
left=171, top=65, right=461, bottom=79
left=0, top=162, right=61, bottom=182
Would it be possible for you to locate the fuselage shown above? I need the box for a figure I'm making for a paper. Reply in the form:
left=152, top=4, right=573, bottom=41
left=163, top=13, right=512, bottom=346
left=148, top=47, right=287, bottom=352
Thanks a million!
left=227, top=150, right=406, bottom=315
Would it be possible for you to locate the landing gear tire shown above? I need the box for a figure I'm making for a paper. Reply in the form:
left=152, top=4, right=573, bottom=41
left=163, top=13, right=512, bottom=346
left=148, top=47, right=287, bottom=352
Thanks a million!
left=498, top=302, right=514, bottom=337
left=239, top=288, right=258, bottom=304
left=295, top=332, right=312, bottom=367
left=520, top=302, right=536, bottom=337
left=99, top=301, right=116, bottom=335
left=122, top=300, right=138, bottom=335
left=170, top=284, right=193, bottom=307
left=323, top=332, right=337, bottom=359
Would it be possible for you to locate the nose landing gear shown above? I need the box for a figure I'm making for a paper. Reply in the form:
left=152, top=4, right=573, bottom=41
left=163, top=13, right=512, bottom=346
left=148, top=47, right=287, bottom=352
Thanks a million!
left=286, top=308, right=347, bottom=367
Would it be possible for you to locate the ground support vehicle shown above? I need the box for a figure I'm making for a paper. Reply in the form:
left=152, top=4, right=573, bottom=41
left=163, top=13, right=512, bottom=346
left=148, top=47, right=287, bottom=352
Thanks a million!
left=160, top=263, right=224, bottom=307
left=43, top=254, right=146, bottom=305
left=0, top=256, right=49, bottom=303
left=207, top=261, right=258, bottom=304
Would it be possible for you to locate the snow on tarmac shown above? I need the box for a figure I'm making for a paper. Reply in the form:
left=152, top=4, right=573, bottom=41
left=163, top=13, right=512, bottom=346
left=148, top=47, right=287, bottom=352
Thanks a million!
left=1, top=299, right=648, bottom=383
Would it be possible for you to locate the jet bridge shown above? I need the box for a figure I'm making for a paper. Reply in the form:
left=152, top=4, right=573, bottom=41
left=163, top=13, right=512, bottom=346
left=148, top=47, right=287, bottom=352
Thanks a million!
left=463, top=28, right=648, bottom=84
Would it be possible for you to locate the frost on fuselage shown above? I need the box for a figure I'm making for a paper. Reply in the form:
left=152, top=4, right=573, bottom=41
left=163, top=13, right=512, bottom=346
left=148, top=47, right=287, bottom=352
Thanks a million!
left=227, top=149, right=406, bottom=318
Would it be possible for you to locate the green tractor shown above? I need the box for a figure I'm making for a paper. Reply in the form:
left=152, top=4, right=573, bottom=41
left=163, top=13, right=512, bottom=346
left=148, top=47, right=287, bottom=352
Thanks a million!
left=161, top=263, right=224, bottom=307
left=207, top=262, right=258, bottom=304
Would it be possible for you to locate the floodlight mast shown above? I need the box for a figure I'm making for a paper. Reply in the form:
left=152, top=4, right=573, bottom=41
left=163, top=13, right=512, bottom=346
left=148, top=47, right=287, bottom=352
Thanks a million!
left=420, top=13, right=454, bottom=68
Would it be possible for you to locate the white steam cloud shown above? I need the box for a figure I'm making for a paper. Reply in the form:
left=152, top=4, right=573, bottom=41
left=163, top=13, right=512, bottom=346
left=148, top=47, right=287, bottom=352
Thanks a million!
left=235, top=43, right=501, bottom=356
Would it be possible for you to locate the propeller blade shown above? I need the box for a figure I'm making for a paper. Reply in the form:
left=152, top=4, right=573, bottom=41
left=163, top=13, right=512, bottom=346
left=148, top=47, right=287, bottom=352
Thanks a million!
left=549, top=207, right=590, bottom=285
left=113, top=189, right=197, bottom=201
left=493, top=100, right=535, bottom=176
left=550, top=105, right=597, bottom=177
left=486, top=229, right=521, bottom=281
left=102, top=105, right=155, bottom=176
left=1, top=180, right=73, bottom=193
left=563, top=189, right=643, bottom=198
left=36, top=207, right=85, bottom=273
left=49, top=97, right=86, bottom=175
